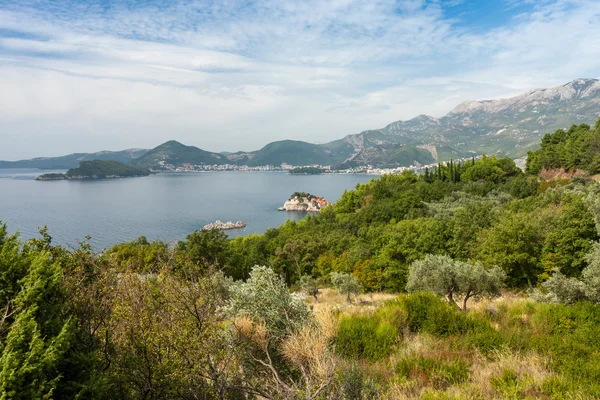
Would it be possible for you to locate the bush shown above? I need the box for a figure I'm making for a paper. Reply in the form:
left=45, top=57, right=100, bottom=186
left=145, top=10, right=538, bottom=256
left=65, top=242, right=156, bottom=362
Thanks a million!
left=395, top=356, right=470, bottom=388
left=397, top=293, right=474, bottom=336
left=335, top=315, right=398, bottom=361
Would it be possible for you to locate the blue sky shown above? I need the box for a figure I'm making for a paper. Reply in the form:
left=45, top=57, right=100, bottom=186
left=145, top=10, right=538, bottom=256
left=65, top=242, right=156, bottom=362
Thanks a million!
left=0, top=0, right=599, bottom=159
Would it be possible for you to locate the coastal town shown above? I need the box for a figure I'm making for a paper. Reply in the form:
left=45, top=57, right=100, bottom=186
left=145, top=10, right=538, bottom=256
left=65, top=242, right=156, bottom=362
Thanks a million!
left=154, top=155, right=487, bottom=176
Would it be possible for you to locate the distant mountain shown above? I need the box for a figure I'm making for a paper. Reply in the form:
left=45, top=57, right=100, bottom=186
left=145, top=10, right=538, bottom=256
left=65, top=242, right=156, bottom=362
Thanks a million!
left=4, top=78, right=600, bottom=169
left=232, top=140, right=348, bottom=167
left=132, top=140, right=227, bottom=168
left=0, top=149, right=148, bottom=169
left=328, top=78, right=600, bottom=161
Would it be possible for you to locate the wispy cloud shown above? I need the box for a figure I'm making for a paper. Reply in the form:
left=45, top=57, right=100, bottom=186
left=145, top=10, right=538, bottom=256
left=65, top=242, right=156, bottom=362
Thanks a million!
left=0, top=0, right=599, bottom=159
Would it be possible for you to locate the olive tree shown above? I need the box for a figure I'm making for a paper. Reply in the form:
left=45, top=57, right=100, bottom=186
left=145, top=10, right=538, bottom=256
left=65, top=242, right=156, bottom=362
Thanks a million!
left=330, top=272, right=362, bottom=303
left=407, top=254, right=505, bottom=311
left=299, top=275, right=320, bottom=303
left=533, top=242, right=600, bottom=304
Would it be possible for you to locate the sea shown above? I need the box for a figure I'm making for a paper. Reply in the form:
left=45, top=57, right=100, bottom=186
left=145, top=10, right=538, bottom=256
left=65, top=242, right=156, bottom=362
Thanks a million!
left=0, top=169, right=376, bottom=250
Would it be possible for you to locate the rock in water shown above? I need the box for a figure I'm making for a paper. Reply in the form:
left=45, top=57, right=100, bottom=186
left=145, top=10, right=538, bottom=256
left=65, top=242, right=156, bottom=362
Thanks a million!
left=202, top=220, right=246, bottom=230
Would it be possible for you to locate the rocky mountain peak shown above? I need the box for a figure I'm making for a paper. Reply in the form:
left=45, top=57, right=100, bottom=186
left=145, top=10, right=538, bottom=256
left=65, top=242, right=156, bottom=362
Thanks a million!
left=448, top=78, right=600, bottom=116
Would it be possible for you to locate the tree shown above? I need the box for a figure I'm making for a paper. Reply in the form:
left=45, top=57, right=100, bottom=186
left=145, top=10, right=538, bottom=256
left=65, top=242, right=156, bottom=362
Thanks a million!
left=226, top=266, right=311, bottom=339
left=533, top=242, right=600, bottom=304
left=299, top=275, right=320, bottom=303
left=330, top=272, right=362, bottom=303
left=406, top=254, right=505, bottom=311
left=0, top=252, right=75, bottom=399
left=178, top=229, right=229, bottom=269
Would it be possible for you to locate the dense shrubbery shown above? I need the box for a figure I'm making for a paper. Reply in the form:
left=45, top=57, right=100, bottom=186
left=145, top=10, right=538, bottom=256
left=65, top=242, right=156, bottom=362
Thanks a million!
left=526, top=120, right=600, bottom=174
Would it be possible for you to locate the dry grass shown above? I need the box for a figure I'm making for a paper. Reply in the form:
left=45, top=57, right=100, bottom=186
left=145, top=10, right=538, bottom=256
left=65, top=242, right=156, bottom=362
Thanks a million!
left=304, top=288, right=397, bottom=314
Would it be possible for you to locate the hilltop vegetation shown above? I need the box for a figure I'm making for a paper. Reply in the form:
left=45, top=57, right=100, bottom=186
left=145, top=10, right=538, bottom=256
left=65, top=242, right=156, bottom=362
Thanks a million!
left=526, top=120, right=600, bottom=174
left=0, top=148, right=147, bottom=169
left=37, top=160, right=150, bottom=180
left=65, top=160, right=150, bottom=178
left=132, top=140, right=226, bottom=168
left=3, top=119, right=600, bottom=398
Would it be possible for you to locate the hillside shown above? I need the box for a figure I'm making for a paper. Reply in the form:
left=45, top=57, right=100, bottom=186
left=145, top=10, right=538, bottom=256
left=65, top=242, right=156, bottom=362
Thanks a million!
left=241, top=140, right=347, bottom=167
left=328, top=78, right=600, bottom=161
left=132, top=140, right=226, bottom=168
left=36, top=160, right=150, bottom=180
left=347, top=143, right=436, bottom=167
left=0, top=148, right=148, bottom=169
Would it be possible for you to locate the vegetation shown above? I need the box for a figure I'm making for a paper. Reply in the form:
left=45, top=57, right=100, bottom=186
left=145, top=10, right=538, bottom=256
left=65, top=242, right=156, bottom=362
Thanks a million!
left=526, top=121, right=600, bottom=174
left=246, top=140, right=346, bottom=167
left=133, top=140, right=227, bottom=168
left=4, top=119, right=600, bottom=398
left=66, top=160, right=149, bottom=179
left=289, top=166, right=323, bottom=175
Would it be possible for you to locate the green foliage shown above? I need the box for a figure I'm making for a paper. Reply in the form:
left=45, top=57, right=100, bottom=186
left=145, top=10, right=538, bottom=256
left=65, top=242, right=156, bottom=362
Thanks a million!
left=178, top=228, right=229, bottom=268
left=330, top=272, right=362, bottom=302
left=526, top=120, right=600, bottom=174
left=407, top=255, right=505, bottom=311
left=395, top=356, right=470, bottom=387
left=65, top=160, right=149, bottom=178
left=335, top=315, right=397, bottom=361
left=105, top=236, right=170, bottom=273
left=460, top=155, right=522, bottom=183
left=0, top=252, right=75, bottom=399
left=133, top=140, right=226, bottom=168
left=533, top=241, right=600, bottom=304
left=226, top=266, right=311, bottom=339
left=289, top=167, right=323, bottom=175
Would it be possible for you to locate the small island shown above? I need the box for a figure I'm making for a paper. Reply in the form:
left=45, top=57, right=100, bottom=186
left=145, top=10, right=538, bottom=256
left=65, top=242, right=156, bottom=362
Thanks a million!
left=288, top=166, right=323, bottom=175
left=36, top=160, right=150, bottom=181
left=202, top=220, right=247, bottom=230
left=278, top=192, right=331, bottom=212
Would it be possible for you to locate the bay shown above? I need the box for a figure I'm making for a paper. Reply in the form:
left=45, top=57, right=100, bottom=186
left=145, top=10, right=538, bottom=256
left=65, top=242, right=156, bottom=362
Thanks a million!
left=0, top=169, right=376, bottom=249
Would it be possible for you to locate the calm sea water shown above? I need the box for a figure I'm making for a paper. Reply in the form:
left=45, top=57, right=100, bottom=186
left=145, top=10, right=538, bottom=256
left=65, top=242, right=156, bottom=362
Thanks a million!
left=0, top=169, right=375, bottom=249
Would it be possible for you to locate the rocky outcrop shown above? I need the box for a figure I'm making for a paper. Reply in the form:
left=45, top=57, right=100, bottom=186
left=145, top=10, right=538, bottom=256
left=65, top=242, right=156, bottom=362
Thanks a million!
left=202, top=220, right=246, bottom=230
left=278, top=194, right=330, bottom=212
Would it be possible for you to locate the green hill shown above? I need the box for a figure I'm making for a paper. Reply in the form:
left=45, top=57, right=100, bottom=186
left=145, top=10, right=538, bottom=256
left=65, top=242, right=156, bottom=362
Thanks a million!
left=133, top=140, right=226, bottom=168
left=65, top=160, right=150, bottom=179
left=348, top=144, right=437, bottom=167
left=245, top=140, right=347, bottom=167
left=0, top=149, right=148, bottom=169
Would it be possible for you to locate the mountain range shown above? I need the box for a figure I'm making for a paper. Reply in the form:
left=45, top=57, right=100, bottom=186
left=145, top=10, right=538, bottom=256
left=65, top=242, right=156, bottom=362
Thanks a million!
left=2, top=78, right=600, bottom=169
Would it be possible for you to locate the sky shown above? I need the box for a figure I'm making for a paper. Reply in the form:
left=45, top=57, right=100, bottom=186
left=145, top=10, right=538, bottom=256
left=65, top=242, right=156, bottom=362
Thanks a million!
left=1, top=0, right=600, bottom=160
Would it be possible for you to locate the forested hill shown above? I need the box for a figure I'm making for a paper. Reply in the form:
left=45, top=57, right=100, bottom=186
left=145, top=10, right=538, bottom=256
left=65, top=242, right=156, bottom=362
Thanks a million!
left=526, top=120, right=600, bottom=174
left=36, top=160, right=150, bottom=180
left=132, top=140, right=227, bottom=168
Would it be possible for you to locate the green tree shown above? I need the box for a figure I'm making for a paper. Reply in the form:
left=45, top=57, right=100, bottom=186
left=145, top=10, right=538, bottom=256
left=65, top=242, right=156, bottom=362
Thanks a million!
left=330, top=272, right=362, bottom=303
left=299, top=275, right=320, bottom=303
left=406, top=254, right=505, bottom=311
left=226, top=266, right=311, bottom=339
left=0, top=252, right=75, bottom=399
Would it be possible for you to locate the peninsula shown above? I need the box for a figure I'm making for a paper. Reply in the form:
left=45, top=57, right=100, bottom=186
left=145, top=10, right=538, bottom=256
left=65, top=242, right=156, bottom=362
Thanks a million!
left=36, top=160, right=150, bottom=181
left=278, top=192, right=331, bottom=212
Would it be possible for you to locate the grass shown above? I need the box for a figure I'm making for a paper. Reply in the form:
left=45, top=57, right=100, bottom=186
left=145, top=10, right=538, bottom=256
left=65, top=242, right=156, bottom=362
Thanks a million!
left=303, top=290, right=600, bottom=399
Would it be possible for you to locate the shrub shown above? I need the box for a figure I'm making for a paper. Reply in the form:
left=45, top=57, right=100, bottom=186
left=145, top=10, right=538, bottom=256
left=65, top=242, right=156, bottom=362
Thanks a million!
left=335, top=315, right=397, bottom=361
left=397, top=292, right=475, bottom=336
left=395, top=356, right=470, bottom=388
